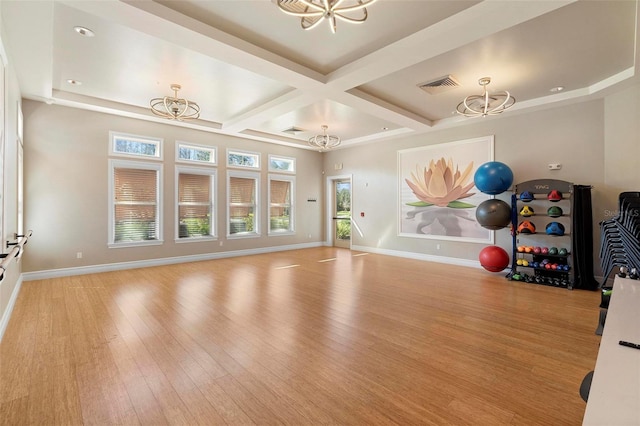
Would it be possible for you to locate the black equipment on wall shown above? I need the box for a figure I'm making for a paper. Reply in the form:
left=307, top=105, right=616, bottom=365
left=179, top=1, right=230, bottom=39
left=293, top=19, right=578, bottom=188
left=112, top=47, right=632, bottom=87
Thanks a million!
left=571, top=185, right=599, bottom=290
left=509, top=179, right=575, bottom=289
left=599, top=192, right=640, bottom=286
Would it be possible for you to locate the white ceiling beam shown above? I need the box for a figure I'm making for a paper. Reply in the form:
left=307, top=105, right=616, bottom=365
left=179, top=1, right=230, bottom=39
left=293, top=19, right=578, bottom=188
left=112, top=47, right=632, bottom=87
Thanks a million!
left=335, top=89, right=432, bottom=130
left=222, top=89, right=317, bottom=133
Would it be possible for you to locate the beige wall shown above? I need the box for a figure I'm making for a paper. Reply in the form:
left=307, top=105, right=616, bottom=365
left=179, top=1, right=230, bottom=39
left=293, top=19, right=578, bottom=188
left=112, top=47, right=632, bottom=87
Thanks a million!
left=604, top=83, right=640, bottom=214
left=323, top=100, right=608, bottom=274
left=20, top=88, right=640, bottom=278
left=22, top=101, right=324, bottom=272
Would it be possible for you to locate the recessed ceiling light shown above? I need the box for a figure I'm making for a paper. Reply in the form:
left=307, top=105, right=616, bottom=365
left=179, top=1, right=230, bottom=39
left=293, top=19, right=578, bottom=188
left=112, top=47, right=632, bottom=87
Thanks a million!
left=550, top=86, right=564, bottom=93
left=74, top=26, right=95, bottom=37
left=66, top=79, right=82, bottom=85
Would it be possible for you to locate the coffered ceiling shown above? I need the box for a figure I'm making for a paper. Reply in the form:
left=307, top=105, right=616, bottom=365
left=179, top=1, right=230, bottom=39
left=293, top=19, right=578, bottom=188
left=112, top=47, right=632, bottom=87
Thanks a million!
left=2, top=0, right=638, bottom=149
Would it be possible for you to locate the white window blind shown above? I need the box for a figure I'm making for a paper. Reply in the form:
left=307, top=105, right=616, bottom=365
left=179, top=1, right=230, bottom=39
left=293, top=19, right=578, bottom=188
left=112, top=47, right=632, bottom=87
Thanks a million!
left=269, top=179, right=292, bottom=232
left=228, top=174, right=258, bottom=235
left=178, top=172, right=213, bottom=238
left=113, top=167, right=159, bottom=242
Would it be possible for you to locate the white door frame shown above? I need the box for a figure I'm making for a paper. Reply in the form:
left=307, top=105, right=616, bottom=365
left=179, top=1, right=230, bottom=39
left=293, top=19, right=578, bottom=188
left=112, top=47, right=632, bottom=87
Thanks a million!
left=325, top=174, right=352, bottom=247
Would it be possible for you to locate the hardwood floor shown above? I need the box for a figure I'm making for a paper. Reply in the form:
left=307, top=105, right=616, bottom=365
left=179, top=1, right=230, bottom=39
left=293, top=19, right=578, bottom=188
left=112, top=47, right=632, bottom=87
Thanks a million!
left=1, top=247, right=601, bottom=425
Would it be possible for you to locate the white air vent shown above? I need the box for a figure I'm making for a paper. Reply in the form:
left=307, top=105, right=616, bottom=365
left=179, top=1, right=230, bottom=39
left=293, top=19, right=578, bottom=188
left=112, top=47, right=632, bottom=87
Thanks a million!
left=281, top=126, right=304, bottom=134
left=418, top=75, right=460, bottom=95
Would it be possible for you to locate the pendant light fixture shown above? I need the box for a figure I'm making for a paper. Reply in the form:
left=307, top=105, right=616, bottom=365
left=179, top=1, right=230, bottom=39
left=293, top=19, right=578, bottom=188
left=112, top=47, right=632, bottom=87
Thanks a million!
left=309, top=125, right=341, bottom=150
left=150, top=84, right=200, bottom=121
left=276, top=0, right=378, bottom=33
left=456, top=77, right=515, bottom=118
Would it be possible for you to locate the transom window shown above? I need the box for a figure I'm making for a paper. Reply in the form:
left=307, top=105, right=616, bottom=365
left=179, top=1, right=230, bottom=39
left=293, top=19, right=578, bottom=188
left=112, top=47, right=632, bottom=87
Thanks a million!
left=227, top=149, right=260, bottom=169
left=176, top=142, right=216, bottom=165
left=110, top=132, right=162, bottom=159
left=268, top=155, right=295, bottom=173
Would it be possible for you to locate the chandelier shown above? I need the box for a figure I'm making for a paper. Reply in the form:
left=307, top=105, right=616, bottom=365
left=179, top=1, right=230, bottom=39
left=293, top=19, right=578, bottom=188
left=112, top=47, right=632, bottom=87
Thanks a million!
left=276, top=0, right=378, bottom=34
left=456, top=77, right=515, bottom=118
left=309, top=125, right=341, bottom=150
left=150, top=84, right=200, bottom=120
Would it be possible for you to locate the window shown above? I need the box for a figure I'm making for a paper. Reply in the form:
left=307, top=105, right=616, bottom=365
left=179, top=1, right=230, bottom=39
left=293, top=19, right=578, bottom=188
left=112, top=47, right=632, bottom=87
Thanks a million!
left=269, top=174, right=295, bottom=235
left=268, top=155, right=295, bottom=173
left=227, top=149, right=260, bottom=169
left=110, top=132, right=162, bottom=159
left=176, top=142, right=216, bottom=165
left=227, top=170, right=259, bottom=237
left=109, top=159, right=162, bottom=247
left=176, top=166, right=216, bottom=241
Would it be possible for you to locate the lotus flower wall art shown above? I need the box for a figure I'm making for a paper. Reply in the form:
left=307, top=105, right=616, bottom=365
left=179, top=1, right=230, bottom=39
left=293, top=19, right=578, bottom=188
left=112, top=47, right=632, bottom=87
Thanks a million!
left=398, top=136, right=495, bottom=243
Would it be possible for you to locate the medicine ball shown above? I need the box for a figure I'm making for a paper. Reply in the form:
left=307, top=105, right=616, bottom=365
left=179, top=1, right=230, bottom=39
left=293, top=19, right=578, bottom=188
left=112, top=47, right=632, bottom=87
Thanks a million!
left=517, top=220, right=536, bottom=234
left=548, top=190, right=563, bottom=202
left=547, top=206, right=563, bottom=217
left=546, top=221, right=565, bottom=236
left=475, top=199, right=511, bottom=230
left=519, top=191, right=534, bottom=202
left=519, top=205, right=535, bottom=217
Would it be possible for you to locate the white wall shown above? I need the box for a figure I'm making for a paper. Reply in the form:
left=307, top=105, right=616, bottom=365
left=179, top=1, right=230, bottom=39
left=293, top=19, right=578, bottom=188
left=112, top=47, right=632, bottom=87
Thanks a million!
left=0, top=17, right=26, bottom=339
left=22, top=101, right=324, bottom=273
left=322, top=100, right=608, bottom=275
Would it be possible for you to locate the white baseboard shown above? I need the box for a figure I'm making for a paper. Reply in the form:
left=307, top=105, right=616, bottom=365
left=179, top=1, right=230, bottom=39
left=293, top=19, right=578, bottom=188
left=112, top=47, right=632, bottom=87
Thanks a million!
left=23, top=242, right=324, bottom=281
left=351, top=245, right=482, bottom=269
left=0, top=274, right=23, bottom=343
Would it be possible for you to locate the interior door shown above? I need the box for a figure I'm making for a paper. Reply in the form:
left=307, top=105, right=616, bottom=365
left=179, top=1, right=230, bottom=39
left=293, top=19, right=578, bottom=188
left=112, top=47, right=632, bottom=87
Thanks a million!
left=332, top=179, right=351, bottom=248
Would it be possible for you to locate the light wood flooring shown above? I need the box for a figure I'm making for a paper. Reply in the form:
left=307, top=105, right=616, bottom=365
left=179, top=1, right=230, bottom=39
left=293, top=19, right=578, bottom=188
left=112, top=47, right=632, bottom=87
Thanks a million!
left=1, top=247, right=602, bottom=425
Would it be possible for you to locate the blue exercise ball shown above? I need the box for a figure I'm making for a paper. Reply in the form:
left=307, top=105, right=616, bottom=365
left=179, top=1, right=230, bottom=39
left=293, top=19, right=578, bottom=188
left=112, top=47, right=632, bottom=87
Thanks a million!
left=473, top=161, right=514, bottom=195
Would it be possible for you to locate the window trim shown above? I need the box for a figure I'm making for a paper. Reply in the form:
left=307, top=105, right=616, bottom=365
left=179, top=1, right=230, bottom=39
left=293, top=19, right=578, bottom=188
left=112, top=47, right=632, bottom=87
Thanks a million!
left=227, top=170, right=260, bottom=239
left=226, top=148, right=261, bottom=170
left=268, top=173, right=295, bottom=236
left=109, top=131, right=163, bottom=160
left=268, top=154, right=296, bottom=174
left=175, top=141, right=217, bottom=166
left=108, top=158, right=163, bottom=248
left=175, top=165, right=217, bottom=243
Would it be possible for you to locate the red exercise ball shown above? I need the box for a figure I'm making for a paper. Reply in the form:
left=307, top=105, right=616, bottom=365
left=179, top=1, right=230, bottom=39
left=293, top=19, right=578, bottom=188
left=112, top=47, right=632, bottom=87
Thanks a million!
left=479, top=246, right=510, bottom=272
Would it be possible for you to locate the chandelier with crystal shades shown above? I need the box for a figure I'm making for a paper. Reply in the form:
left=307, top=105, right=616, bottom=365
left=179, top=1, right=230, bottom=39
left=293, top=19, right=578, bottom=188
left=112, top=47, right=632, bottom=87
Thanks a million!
left=309, top=125, right=341, bottom=150
left=276, top=0, right=378, bottom=33
left=456, top=77, right=515, bottom=118
left=150, top=84, right=200, bottom=121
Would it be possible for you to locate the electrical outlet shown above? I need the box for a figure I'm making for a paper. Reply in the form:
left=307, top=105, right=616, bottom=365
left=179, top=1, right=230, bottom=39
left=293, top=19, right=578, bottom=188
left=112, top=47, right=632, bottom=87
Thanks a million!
left=76, top=252, right=83, bottom=259
left=548, top=163, right=562, bottom=170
